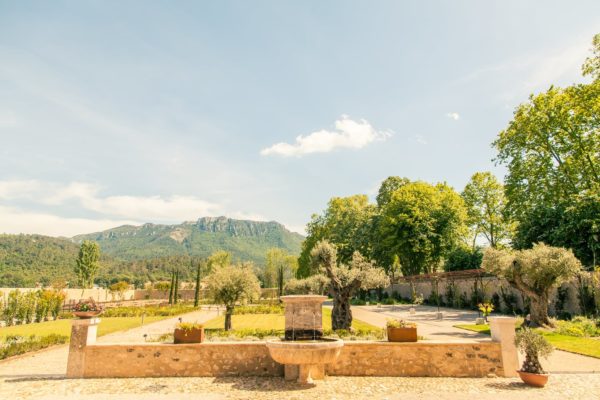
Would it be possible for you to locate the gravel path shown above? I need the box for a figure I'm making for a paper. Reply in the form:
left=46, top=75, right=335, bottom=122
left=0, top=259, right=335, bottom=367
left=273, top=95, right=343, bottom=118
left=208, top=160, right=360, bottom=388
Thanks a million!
left=1, top=375, right=599, bottom=399
left=352, top=304, right=600, bottom=373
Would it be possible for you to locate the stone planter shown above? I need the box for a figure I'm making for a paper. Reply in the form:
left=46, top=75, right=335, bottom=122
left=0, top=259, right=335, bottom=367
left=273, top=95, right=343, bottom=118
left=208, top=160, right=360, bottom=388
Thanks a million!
left=409, top=307, right=416, bottom=315
left=475, top=317, right=486, bottom=325
left=174, top=327, right=205, bottom=344
left=387, top=327, right=417, bottom=342
left=73, top=311, right=102, bottom=319
left=517, top=370, right=549, bottom=387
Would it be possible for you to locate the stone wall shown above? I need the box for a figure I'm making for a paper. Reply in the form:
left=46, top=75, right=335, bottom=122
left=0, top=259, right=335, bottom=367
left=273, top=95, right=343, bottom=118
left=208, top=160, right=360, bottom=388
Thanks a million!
left=326, top=341, right=503, bottom=377
left=74, top=341, right=504, bottom=378
left=81, top=342, right=283, bottom=378
left=386, top=276, right=583, bottom=316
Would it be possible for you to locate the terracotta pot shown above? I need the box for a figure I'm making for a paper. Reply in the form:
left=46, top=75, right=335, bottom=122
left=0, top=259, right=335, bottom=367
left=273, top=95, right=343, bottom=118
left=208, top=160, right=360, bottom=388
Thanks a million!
left=387, top=327, right=417, bottom=342
left=73, top=311, right=102, bottom=319
left=174, top=327, right=205, bottom=344
left=518, top=370, right=549, bottom=387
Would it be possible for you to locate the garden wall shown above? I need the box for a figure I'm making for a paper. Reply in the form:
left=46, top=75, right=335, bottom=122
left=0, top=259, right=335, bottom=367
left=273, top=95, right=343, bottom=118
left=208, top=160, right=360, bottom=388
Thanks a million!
left=74, top=341, right=504, bottom=378
left=386, top=276, right=582, bottom=317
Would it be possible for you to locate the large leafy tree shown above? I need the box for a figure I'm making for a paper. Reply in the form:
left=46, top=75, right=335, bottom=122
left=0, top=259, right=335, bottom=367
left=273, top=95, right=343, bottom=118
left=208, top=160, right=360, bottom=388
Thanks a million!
left=263, top=248, right=298, bottom=298
left=494, top=34, right=600, bottom=265
left=205, top=263, right=261, bottom=330
left=311, top=241, right=389, bottom=330
left=482, top=243, right=581, bottom=327
left=461, top=171, right=513, bottom=248
left=74, top=240, right=101, bottom=289
left=297, top=195, right=376, bottom=277
left=377, top=181, right=468, bottom=275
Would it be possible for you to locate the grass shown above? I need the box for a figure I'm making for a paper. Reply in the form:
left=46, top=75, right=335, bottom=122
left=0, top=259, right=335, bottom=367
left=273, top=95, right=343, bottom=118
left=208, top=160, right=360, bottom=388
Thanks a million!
left=0, top=316, right=167, bottom=339
left=454, top=324, right=600, bottom=359
left=203, top=308, right=377, bottom=331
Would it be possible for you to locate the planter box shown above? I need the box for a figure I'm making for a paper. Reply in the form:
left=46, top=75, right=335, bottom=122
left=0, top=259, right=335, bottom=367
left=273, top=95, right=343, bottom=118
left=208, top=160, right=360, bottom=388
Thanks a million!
left=518, top=370, right=549, bottom=387
left=73, top=311, right=102, bottom=319
left=174, top=327, right=205, bottom=344
left=387, top=327, right=417, bottom=342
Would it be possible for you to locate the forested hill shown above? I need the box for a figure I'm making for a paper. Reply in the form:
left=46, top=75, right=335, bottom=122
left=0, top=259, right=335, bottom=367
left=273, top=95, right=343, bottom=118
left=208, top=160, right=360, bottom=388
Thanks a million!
left=73, top=216, right=304, bottom=262
left=0, top=234, right=80, bottom=286
left=0, top=217, right=304, bottom=286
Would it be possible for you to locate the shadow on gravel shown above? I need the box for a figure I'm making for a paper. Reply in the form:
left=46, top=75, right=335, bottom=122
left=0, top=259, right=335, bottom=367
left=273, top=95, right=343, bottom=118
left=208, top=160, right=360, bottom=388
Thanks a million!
left=2, top=374, right=66, bottom=382
left=212, top=376, right=316, bottom=392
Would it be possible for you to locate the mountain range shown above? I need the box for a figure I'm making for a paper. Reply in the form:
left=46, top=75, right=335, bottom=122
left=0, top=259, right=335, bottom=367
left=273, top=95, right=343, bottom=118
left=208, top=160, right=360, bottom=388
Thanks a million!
left=0, top=217, right=304, bottom=286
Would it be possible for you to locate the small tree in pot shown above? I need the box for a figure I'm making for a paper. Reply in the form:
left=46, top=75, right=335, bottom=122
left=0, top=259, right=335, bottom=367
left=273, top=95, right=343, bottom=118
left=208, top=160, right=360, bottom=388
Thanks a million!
left=515, top=328, right=553, bottom=387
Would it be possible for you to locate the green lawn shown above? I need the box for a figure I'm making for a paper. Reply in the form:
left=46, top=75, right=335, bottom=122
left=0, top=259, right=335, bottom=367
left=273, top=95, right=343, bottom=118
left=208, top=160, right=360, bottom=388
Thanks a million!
left=204, top=308, right=377, bottom=331
left=454, top=324, right=600, bottom=359
left=0, top=316, right=167, bottom=339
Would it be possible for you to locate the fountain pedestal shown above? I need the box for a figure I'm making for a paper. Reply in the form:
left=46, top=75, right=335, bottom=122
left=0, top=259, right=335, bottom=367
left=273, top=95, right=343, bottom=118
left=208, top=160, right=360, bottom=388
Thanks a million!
left=265, top=295, right=344, bottom=384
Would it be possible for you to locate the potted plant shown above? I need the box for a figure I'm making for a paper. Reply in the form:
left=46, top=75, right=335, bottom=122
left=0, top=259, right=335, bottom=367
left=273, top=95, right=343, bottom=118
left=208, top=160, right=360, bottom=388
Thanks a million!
left=515, top=328, right=553, bottom=387
left=174, top=322, right=205, bottom=344
left=477, top=302, right=494, bottom=324
left=386, top=319, right=418, bottom=342
left=72, top=298, right=104, bottom=319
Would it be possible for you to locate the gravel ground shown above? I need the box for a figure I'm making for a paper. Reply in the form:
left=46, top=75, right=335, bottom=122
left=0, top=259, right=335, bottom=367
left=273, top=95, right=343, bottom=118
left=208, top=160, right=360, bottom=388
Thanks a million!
left=1, top=375, right=599, bottom=400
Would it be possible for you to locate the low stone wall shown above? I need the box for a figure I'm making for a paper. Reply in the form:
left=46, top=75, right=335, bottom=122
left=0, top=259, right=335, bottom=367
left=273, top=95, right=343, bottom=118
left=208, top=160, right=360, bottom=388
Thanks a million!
left=327, top=341, right=503, bottom=377
left=82, top=342, right=282, bottom=378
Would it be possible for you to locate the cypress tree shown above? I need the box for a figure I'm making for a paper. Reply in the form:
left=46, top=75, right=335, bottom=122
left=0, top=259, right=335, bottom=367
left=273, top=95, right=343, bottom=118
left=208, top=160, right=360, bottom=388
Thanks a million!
left=174, top=270, right=179, bottom=304
left=194, top=261, right=201, bottom=307
left=168, top=270, right=175, bottom=305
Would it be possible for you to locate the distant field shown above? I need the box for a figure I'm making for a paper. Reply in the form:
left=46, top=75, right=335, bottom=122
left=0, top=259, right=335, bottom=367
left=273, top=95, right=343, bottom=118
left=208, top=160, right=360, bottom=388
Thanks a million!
left=0, top=316, right=167, bottom=339
left=203, top=308, right=377, bottom=331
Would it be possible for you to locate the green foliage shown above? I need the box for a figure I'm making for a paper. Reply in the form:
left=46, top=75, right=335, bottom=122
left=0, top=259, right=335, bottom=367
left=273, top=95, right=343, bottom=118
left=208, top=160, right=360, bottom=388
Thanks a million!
left=461, top=171, right=513, bottom=248
left=284, top=274, right=330, bottom=295
left=494, top=36, right=600, bottom=269
left=205, top=263, right=261, bottom=330
left=297, top=195, right=376, bottom=277
left=377, top=181, right=468, bottom=275
left=176, top=321, right=203, bottom=331
left=232, top=304, right=284, bottom=315
left=0, top=334, right=68, bottom=360
left=483, top=244, right=582, bottom=326
left=75, top=241, right=100, bottom=289
left=386, top=319, right=416, bottom=328
left=101, top=303, right=195, bottom=317
left=108, top=281, right=130, bottom=300
left=443, top=246, right=483, bottom=271
left=263, top=248, right=297, bottom=297
left=554, top=316, right=600, bottom=337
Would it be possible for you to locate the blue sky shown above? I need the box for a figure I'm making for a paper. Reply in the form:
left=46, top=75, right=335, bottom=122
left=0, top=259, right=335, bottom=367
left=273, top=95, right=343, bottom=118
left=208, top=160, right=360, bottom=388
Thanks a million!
left=0, top=1, right=599, bottom=236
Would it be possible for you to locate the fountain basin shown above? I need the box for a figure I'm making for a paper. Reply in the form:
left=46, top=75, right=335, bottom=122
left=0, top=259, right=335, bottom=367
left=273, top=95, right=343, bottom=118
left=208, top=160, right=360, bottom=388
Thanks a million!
left=266, top=338, right=344, bottom=383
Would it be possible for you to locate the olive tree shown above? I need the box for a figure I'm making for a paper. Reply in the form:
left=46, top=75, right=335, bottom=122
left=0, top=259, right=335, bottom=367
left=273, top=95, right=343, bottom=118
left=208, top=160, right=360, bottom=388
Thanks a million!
left=482, top=243, right=581, bottom=327
left=205, top=263, right=261, bottom=330
left=311, top=240, right=389, bottom=330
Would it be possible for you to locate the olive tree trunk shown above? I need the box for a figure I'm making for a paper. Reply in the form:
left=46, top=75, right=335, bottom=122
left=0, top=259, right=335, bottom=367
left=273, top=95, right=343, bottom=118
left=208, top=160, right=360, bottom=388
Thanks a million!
left=224, top=305, right=234, bottom=331
left=331, top=290, right=352, bottom=330
left=528, top=292, right=551, bottom=328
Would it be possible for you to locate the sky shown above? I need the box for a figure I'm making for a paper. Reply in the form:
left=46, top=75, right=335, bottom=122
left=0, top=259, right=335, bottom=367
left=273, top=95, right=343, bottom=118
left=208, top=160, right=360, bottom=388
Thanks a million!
left=1, top=1, right=599, bottom=237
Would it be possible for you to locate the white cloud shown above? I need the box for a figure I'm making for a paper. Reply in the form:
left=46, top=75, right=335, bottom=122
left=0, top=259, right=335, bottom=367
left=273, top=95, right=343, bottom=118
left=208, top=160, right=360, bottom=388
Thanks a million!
left=446, top=112, right=460, bottom=121
left=0, top=205, right=138, bottom=237
left=0, top=179, right=256, bottom=236
left=414, top=134, right=428, bottom=145
left=261, top=116, right=392, bottom=157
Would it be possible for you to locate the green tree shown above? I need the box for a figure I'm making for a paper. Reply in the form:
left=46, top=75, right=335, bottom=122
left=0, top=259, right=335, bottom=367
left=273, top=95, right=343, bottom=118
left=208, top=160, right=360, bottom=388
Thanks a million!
left=377, top=181, right=468, bottom=275
left=205, top=263, right=261, bottom=330
left=263, top=248, right=298, bottom=298
left=108, top=281, right=129, bottom=301
left=494, top=34, right=600, bottom=265
left=74, top=241, right=100, bottom=290
left=443, top=245, right=483, bottom=272
left=168, top=270, right=175, bottom=305
left=193, top=259, right=205, bottom=307
left=462, top=172, right=513, bottom=248
left=311, top=240, right=389, bottom=330
left=207, top=250, right=232, bottom=270
left=297, top=195, right=376, bottom=277
left=482, top=243, right=581, bottom=327
left=173, top=270, right=180, bottom=304
left=376, top=176, right=410, bottom=208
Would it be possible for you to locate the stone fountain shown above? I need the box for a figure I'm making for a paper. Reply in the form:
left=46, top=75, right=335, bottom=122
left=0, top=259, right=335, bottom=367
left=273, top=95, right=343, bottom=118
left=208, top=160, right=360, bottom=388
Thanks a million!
left=265, top=295, right=343, bottom=384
